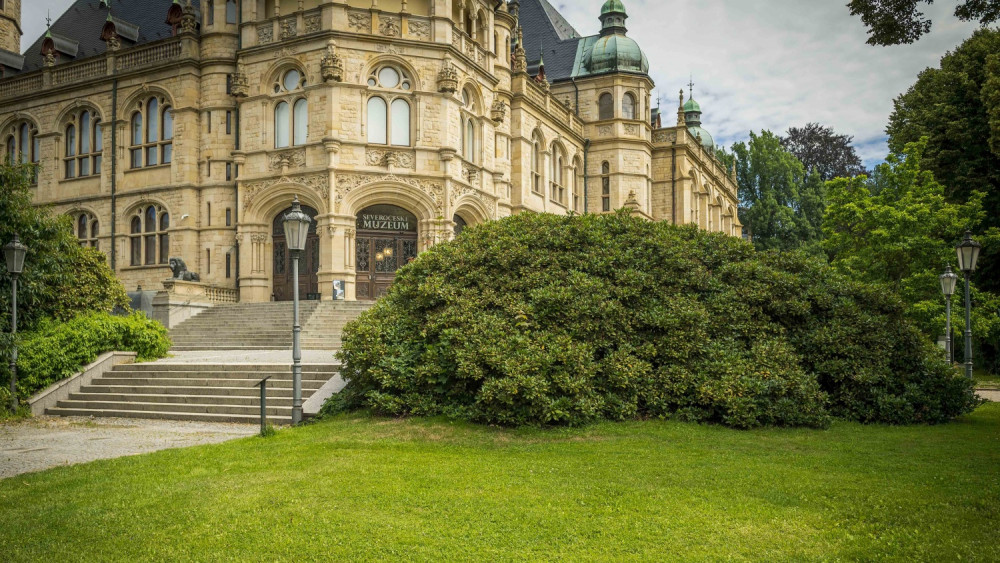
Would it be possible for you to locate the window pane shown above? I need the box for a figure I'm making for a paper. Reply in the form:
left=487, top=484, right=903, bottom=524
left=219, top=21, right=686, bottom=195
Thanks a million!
left=163, top=108, right=173, bottom=140
left=94, top=120, right=102, bottom=153
left=226, top=0, right=237, bottom=23
left=147, top=146, right=158, bottom=166
left=293, top=99, right=308, bottom=146
left=132, top=113, right=142, bottom=145
left=78, top=215, right=88, bottom=239
left=146, top=207, right=157, bottom=232
left=599, top=93, right=613, bottom=120
left=91, top=220, right=99, bottom=237
left=80, top=112, right=91, bottom=153
left=146, top=235, right=156, bottom=265
left=367, top=97, right=387, bottom=144
left=66, top=125, right=76, bottom=156
left=160, top=212, right=170, bottom=231
left=378, top=67, right=400, bottom=88
left=131, top=217, right=141, bottom=234
left=7, top=136, right=15, bottom=161
left=274, top=102, right=290, bottom=148
left=32, top=136, right=39, bottom=163
left=206, top=0, right=214, bottom=24
left=466, top=121, right=475, bottom=159
left=80, top=157, right=90, bottom=176
left=391, top=99, right=410, bottom=146
left=162, top=143, right=172, bottom=164
left=283, top=70, right=300, bottom=91
left=19, top=124, right=28, bottom=163
left=131, top=148, right=142, bottom=168
left=147, top=98, right=158, bottom=141
left=602, top=162, right=610, bottom=174
left=131, top=237, right=141, bottom=265
left=94, top=155, right=102, bottom=172
left=159, top=234, right=169, bottom=264
left=623, top=94, right=636, bottom=120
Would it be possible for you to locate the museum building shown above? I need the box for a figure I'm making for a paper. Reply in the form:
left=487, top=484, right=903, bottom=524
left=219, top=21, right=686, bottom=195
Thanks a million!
left=0, top=0, right=741, bottom=303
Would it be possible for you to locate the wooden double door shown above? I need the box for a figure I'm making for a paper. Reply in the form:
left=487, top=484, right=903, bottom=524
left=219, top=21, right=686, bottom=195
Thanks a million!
left=272, top=205, right=320, bottom=302
left=355, top=232, right=419, bottom=300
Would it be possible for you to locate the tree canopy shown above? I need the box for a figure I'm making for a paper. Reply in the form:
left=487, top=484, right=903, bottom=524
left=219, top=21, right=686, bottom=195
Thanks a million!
left=848, top=0, right=1000, bottom=45
left=780, top=123, right=867, bottom=182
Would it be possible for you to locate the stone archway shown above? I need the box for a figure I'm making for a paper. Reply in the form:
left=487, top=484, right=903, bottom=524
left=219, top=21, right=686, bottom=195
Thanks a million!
left=271, top=204, right=320, bottom=301
left=354, top=204, right=419, bottom=300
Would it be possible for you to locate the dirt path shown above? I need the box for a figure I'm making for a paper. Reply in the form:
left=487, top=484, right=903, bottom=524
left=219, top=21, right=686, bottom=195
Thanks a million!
left=0, top=416, right=256, bottom=480
left=978, top=389, right=1000, bottom=402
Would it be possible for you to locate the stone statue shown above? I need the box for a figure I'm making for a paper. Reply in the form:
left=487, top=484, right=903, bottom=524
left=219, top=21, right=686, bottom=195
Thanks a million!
left=168, top=258, right=201, bottom=282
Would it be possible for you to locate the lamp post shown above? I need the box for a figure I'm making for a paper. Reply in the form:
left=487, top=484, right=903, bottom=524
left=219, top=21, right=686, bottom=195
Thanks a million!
left=939, top=266, right=958, bottom=364
left=282, top=197, right=312, bottom=424
left=4, top=234, right=27, bottom=412
left=955, top=231, right=982, bottom=380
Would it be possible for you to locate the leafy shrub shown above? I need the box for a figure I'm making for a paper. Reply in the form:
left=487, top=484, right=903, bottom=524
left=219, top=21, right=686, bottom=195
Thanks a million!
left=335, top=212, right=981, bottom=428
left=7, top=312, right=170, bottom=401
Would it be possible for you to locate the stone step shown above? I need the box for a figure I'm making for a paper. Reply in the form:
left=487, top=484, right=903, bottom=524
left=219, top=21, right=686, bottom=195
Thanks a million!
left=169, top=346, right=293, bottom=351
left=91, top=377, right=327, bottom=389
left=81, top=385, right=299, bottom=397
left=44, top=407, right=292, bottom=425
left=53, top=399, right=294, bottom=417
left=117, top=363, right=340, bottom=372
left=107, top=371, right=336, bottom=381
left=68, top=392, right=296, bottom=407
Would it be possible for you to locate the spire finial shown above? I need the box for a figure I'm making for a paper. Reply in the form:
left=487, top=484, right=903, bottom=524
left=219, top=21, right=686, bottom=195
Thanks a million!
left=688, top=75, right=695, bottom=99
left=46, top=10, right=52, bottom=28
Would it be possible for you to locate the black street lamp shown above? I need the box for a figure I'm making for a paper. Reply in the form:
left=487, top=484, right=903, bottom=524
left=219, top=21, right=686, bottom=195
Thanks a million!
left=282, top=196, right=312, bottom=424
left=940, top=266, right=958, bottom=364
left=4, top=234, right=27, bottom=412
left=955, top=231, right=982, bottom=380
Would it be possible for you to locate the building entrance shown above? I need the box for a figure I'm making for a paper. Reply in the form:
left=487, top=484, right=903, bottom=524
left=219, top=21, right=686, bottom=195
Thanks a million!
left=355, top=204, right=419, bottom=300
left=272, top=204, right=319, bottom=301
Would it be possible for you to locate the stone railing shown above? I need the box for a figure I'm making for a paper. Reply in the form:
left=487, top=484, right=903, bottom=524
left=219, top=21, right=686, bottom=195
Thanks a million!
left=205, top=286, right=240, bottom=304
left=116, top=40, right=182, bottom=72
left=52, top=58, right=107, bottom=85
left=451, top=28, right=489, bottom=68
left=0, top=74, right=43, bottom=100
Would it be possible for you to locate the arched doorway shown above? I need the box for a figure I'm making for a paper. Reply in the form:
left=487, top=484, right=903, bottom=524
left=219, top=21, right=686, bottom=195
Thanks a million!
left=272, top=204, right=320, bottom=301
left=355, top=204, right=419, bottom=300
left=453, top=214, right=468, bottom=237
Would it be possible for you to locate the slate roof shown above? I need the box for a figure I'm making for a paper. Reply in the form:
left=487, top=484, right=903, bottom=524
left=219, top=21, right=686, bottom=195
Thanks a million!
left=12, top=0, right=200, bottom=75
left=518, top=0, right=583, bottom=82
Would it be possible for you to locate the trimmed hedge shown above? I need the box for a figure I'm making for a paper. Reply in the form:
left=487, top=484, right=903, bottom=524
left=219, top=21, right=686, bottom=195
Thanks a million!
left=1, top=312, right=171, bottom=404
left=332, top=212, right=981, bottom=428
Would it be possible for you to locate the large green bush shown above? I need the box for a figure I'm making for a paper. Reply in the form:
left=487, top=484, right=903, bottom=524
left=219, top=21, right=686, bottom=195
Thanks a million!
left=7, top=312, right=171, bottom=403
left=334, top=212, right=980, bottom=428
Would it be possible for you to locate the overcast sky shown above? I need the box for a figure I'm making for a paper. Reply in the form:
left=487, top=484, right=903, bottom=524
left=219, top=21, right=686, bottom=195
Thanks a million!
left=21, top=0, right=982, bottom=167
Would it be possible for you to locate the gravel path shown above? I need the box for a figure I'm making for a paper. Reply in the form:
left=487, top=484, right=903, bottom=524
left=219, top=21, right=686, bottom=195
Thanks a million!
left=0, top=416, right=257, bottom=480
left=978, top=389, right=1000, bottom=402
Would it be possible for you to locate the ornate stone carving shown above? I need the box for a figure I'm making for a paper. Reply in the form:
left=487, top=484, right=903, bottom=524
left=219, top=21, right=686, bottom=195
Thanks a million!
left=490, top=100, right=507, bottom=125
left=598, top=125, right=612, bottom=136
left=268, top=149, right=306, bottom=171
left=327, top=226, right=338, bottom=236
left=624, top=124, right=639, bottom=136
left=42, top=53, right=56, bottom=67
left=304, top=13, right=321, bottom=34
left=257, top=23, right=274, bottom=45
left=348, top=12, right=371, bottom=33
left=251, top=233, right=268, bottom=244
left=379, top=16, right=401, bottom=37
left=230, top=71, right=249, bottom=97
left=336, top=173, right=444, bottom=215
left=243, top=173, right=329, bottom=211
left=180, top=4, right=198, bottom=34
left=462, top=163, right=480, bottom=183
left=320, top=42, right=344, bottom=83
left=366, top=149, right=415, bottom=169
left=437, top=62, right=459, bottom=94
left=652, top=130, right=677, bottom=144
left=408, top=20, right=430, bottom=40
left=280, top=17, right=297, bottom=39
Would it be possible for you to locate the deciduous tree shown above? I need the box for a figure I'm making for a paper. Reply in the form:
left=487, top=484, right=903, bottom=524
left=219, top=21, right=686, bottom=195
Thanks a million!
left=848, top=0, right=1000, bottom=45
left=780, top=123, right=867, bottom=181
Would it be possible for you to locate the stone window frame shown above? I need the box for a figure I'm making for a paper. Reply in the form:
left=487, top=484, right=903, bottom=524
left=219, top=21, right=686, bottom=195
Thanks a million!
left=226, top=0, right=237, bottom=24
left=63, top=108, right=103, bottom=180
left=74, top=212, right=100, bottom=249
left=622, top=91, right=637, bottom=120
left=129, top=96, right=174, bottom=169
left=601, top=161, right=611, bottom=212
left=549, top=141, right=566, bottom=206
left=460, top=86, right=482, bottom=165
left=365, top=64, right=414, bottom=147
left=272, top=67, right=308, bottom=149
left=598, top=92, right=614, bottom=120
left=573, top=155, right=584, bottom=212
left=531, top=130, right=544, bottom=195
left=5, top=120, right=40, bottom=185
left=128, top=204, right=170, bottom=267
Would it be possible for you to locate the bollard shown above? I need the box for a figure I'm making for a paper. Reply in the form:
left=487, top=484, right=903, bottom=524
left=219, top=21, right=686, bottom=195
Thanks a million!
left=254, top=376, right=272, bottom=436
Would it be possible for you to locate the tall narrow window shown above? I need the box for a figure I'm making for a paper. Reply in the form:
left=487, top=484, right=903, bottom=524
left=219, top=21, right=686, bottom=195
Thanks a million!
left=602, top=161, right=611, bottom=212
left=274, top=102, right=290, bottom=148
left=226, top=253, right=232, bottom=278
left=162, top=107, right=173, bottom=164
left=622, top=93, right=636, bottom=120
left=75, top=213, right=100, bottom=248
left=226, top=0, right=237, bottom=23
left=63, top=110, right=104, bottom=179
left=129, top=206, right=169, bottom=266
left=226, top=208, right=232, bottom=226
left=159, top=212, right=170, bottom=264
left=293, top=99, right=308, bottom=146
left=6, top=121, right=40, bottom=184
left=367, top=97, right=387, bottom=144
left=65, top=125, right=76, bottom=178
left=226, top=111, right=232, bottom=135
left=146, top=98, right=159, bottom=166
left=130, top=217, right=142, bottom=265
left=145, top=206, right=157, bottom=265
left=207, top=202, right=212, bottom=226
left=390, top=99, right=410, bottom=146
left=129, top=98, right=171, bottom=168
left=206, top=0, right=214, bottom=25
left=599, top=93, right=614, bottom=120
left=464, top=120, right=475, bottom=161
left=226, top=162, right=232, bottom=181
left=531, top=136, right=542, bottom=194
left=131, top=112, right=142, bottom=168
left=206, top=249, right=211, bottom=275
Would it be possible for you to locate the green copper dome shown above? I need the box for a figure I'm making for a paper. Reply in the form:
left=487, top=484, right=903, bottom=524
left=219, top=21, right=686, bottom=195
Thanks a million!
left=683, top=98, right=701, bottom=113
left=688, top=126, right=715, bottom=152
left=601, top=0, right=627, bottom=15
left=582, top=34, right=650, bottom=75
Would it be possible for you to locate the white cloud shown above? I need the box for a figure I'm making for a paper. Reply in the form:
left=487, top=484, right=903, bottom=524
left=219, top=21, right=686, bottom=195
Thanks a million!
left=21, top=0, right=981, bottom=167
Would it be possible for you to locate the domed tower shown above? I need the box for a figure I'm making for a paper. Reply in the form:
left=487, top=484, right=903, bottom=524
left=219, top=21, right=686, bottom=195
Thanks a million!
left=581, top=0, right=649, bottom=75
left=0, top=0, right=22, bottom=54
left=684, top=90, right=715, bottom=152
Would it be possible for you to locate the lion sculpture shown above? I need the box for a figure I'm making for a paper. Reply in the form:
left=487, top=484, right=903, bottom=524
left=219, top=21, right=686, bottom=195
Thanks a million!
left=168, top=257, right=201, bottom=282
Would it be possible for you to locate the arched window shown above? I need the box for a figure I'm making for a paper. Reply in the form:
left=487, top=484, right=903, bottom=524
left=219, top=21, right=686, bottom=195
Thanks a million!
left=5, top=121, right=40, bottom=184
left=531, top=133, right=542, bottom=194
left=64, top=109, right=103, bottom=179
left=206, top=0, right=214, bottom=25
left=601, top=161, right=611, bottom=212
left=464, top=119, right=476, bottom=161
left=366, top=65, right=413, bottom=147
left=622, top=93, right=636, bottom=120
left=454, top=214, right=468, bottom=237
left=129, top=205, right=169, bottom=266
left=226, top=0, right=237, bottom=24
left=274, top=102, right=290, bottom=148
left=293, top=99, right=308, bottom=146
left=461, top=87, right=480, bottom=163
left=599, top=93, right=614, bottom=120
left=550, top=144, right=565, bottom=204
left=75, top=213, right=99, bottom=248
left=129, top=97, right=173, bottom=168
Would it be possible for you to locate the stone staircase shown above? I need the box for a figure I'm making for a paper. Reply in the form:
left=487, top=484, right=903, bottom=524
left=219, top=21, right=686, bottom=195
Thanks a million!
left=167, top=301, right=374, bottom=351
left=44, top=363, right=340, bottom=424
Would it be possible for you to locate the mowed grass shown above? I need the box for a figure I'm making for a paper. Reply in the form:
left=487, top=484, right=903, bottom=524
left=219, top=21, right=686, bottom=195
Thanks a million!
left=2, top=405, right=999, bottom=562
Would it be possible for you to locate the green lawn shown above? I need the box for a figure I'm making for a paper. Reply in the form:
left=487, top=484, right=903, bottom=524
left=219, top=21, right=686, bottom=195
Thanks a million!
left=2, top=405, right=999, bottom=562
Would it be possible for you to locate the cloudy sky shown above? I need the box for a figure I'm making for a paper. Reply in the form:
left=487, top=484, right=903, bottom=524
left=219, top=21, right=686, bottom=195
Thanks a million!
left=20, top=0, right=981, bottom=167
